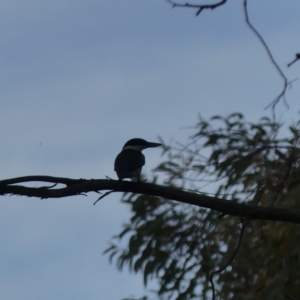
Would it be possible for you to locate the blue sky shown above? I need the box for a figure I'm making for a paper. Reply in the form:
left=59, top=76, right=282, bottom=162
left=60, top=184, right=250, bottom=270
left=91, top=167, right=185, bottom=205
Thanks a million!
left=0, top=1, right=299, bottom=299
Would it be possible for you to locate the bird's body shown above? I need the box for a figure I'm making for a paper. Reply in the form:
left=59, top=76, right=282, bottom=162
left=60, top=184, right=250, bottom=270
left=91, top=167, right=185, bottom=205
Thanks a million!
left=114, top=138, right=161, bottom=181
left=114, top=149, right=145, bottom=180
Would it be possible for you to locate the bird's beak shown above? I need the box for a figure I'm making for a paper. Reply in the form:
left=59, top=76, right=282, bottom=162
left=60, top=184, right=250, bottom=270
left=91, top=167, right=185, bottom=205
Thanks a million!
left=146, top=142, right=162, bottom=148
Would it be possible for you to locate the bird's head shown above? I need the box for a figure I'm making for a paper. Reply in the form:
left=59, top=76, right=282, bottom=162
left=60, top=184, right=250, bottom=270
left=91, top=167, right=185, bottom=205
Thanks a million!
left=122, top=138, right=161, bottom=151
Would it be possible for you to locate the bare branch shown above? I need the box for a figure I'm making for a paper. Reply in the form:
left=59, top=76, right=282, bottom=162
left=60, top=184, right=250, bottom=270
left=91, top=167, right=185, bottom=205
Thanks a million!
left=243, top=0, right=290, bottom=110
left=166, top=0, right=227, bottom=16
left=0, top=175, right=84, bottom=186
left=209, top=218, right=249, bottom=300
left=287, top=53, right=300, bottom=68
left=1, top=175, right=300, bottom=224
left=94, top=191, right=116, bottom=205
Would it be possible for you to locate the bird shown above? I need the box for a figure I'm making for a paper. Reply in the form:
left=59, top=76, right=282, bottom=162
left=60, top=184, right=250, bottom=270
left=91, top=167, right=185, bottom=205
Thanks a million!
left=114, top=138, right=161, bottom=181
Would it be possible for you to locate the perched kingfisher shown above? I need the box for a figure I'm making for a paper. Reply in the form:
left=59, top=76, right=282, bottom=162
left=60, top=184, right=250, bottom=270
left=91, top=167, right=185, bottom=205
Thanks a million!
left=114, top=138, right=161, bottom=181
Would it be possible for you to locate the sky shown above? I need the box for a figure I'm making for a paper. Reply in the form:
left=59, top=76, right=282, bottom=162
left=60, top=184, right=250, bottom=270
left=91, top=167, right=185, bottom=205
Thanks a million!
left=0, top=0, right=299, bottom=299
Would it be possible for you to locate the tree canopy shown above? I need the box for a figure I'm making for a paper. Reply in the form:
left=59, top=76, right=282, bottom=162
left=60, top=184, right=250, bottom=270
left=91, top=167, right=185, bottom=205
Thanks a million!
left=105, top=113, right=300, bottom=300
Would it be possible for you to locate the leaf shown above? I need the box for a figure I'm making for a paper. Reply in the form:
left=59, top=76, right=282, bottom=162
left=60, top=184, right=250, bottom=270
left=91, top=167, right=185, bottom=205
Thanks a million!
left=143, top=260, right=155, bottom=286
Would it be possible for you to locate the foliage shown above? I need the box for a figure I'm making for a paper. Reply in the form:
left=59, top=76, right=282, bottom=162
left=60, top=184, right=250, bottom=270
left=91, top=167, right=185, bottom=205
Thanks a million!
left=105, top=113, right=300, bottom=300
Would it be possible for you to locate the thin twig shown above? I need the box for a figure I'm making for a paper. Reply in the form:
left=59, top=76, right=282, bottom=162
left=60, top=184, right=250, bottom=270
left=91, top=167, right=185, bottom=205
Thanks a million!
left=166, top=0, right=227, bottom=16
left=94, top=190, right=115, bottom=205
left=287, top=53, right=300, bottom=68
left=38, top=183, right=58, bottom=189
left=209, top=218, right=249, bottom=300
left=243, top=0, right=289, bottom=111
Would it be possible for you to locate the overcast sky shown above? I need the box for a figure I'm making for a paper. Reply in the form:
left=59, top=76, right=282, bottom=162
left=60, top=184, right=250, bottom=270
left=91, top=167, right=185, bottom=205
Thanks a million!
left=0, top=1, right=299, bottom=299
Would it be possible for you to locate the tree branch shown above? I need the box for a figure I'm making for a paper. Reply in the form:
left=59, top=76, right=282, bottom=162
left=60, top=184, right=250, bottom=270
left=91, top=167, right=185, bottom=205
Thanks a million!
left=243, top=0, right=290, bottom=111
left=287, top=53, right=300, bottom=68
left=0, top=175, right=84, bottom=186
left=166, top=0, right=227, bottom=16
left=1, top=176, right=300, bottom=224
left=209, top=218, right=249, bottom=300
